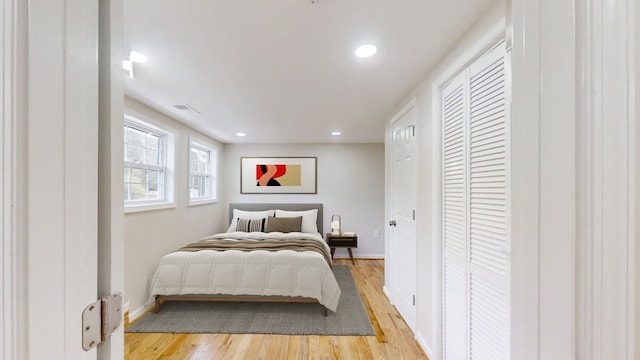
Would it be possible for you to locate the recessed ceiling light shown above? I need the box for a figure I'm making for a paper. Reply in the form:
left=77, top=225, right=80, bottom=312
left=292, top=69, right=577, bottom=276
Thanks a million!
left=331, top=131, right=342, bottom=136
left=236, top=132, right=246, bottom=137
left=355, top=44, right=377, bottom=58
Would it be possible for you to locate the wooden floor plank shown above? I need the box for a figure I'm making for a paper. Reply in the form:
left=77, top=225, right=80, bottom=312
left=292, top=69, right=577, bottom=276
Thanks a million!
left=125, top=259, right=428, bottom=360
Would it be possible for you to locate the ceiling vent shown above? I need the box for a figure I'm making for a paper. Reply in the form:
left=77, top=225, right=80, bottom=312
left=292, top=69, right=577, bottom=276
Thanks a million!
left=173, top=104, right=201, bottom=116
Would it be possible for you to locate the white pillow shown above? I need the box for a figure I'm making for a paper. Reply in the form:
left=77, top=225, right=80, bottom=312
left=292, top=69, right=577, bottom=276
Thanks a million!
left=227, top=209, right=275, bottom=232
left=275, top=209, right=318, bottom=234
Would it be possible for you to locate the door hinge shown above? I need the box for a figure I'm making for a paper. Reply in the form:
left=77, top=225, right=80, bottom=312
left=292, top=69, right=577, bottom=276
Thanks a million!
left=413, top=295, right=416, bottom=306
left=409, top=125, right=416, bottom=136
left=82, top=293, right=123, bottom=351
left=412, top=210, right=415, bottom=220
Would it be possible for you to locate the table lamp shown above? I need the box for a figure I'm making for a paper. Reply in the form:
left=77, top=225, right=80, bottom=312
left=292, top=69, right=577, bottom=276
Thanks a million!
left=330, top=214, right=341, bottom=235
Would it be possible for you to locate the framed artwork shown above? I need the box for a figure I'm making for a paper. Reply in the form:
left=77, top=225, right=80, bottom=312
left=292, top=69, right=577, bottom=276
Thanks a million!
left=240, top=157, right=317, bottom=194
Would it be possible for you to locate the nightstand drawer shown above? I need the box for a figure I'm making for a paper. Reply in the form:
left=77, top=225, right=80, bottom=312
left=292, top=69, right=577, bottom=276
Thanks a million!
left=327, top=237, right=357, bottom=247
left=325, top=234, right=358, bottom=247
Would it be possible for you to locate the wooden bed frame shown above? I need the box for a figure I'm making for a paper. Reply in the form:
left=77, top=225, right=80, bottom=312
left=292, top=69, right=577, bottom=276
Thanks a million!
left=154, top=295, right=328, bottom=316
left=153, top=203, right=329, bottom=315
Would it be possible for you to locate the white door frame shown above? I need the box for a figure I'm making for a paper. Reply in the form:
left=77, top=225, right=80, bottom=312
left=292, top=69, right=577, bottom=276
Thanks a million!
left=2, top=0, right=27, bottom=358
left=2, top=0, right=124, bottom=358
left=574, top=0, right=637, bottom=358
left=97, top=0, right=125, bottom=358
left=511, top=0, right=582, bottom=357
left=28, top=0, right=100, bottom=358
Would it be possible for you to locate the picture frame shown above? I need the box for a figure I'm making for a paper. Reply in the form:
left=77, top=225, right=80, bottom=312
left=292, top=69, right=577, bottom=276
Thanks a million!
left=240, top=157, right=317, bottom=194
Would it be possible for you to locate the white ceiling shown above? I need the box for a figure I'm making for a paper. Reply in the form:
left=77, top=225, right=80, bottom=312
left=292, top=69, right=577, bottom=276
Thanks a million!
left=123, top=0, right=496, bottom=144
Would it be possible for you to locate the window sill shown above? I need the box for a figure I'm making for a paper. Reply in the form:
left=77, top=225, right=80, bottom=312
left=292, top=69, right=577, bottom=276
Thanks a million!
left=125, top=202, right=176, bottom=214
left=188, top=198, right=218, bottom=207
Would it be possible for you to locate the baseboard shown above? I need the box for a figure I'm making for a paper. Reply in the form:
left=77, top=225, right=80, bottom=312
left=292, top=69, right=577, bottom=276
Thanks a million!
left=416, top=332, right=434, bottom=359
left=383, top=285, right=392, bottom=301
left=129, top=303, right=154, bottom=326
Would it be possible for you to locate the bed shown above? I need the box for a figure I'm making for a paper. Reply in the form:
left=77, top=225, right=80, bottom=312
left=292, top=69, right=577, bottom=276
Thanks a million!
left=147, top=203, right=341, bottom=314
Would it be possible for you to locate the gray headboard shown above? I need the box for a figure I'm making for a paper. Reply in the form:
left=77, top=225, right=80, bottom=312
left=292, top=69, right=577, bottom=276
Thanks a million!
left=229, top=203, right=323, bottom=234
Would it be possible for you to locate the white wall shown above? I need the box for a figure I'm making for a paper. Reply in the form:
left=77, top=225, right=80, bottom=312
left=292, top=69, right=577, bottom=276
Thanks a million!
left=224, top=143, right=385, bottom=259
left=384, top=2, right=506, bottom=358
left=124, top=97, right=226, bottom=317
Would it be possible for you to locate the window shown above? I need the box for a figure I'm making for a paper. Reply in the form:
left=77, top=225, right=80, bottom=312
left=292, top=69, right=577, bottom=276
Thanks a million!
left=124, top=115, right=175, bottom=212
left=189, top=138, right=217, bottom=205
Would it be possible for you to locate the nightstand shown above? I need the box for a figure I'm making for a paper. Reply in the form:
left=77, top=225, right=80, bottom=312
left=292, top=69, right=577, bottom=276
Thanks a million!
left=325, top=233, right=358, bottom=264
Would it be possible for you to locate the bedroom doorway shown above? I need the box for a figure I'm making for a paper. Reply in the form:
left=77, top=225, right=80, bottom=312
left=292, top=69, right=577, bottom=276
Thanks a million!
left=389, top=100, right=418, bottom=333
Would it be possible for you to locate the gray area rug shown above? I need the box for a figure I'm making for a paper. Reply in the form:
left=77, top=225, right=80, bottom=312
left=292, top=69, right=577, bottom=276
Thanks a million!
left=126, top=265, right=375, bottom=336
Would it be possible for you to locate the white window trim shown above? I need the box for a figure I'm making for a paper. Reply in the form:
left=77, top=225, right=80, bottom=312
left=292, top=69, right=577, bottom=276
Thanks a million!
left=124, top=113, right=176, bottom=213
left=188, top=136, right=218, bottom=206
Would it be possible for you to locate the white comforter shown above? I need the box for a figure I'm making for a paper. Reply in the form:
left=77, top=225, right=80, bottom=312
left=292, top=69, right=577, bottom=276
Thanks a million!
left=146, top=232, right=341, bottom=312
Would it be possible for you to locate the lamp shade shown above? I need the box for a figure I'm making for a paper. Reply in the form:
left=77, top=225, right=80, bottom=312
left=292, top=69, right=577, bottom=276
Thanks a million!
left=330, top=214, right=341, bottom=234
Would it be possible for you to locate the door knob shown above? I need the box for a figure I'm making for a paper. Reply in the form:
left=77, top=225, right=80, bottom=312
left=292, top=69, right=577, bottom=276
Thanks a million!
left=389, top=220, right=397, bottom=227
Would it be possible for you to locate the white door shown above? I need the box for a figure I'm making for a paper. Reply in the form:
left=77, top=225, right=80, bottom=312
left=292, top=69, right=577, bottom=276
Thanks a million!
left=466, top=42, right=510, bottom=360
left=1, top=0, right=123, bottom=358
left=389, top=102, right=418, bottom=332
left=441, top=71, right=468, bottom=360
left=441, top=42, right=510, bottom=360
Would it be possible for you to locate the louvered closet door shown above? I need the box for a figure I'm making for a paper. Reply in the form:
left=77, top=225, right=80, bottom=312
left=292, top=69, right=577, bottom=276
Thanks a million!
left=442, top=42, right=509, bottom=360
left=442, top=72, right=468, bottom=360
left=467, top=43, right=509, bottom=360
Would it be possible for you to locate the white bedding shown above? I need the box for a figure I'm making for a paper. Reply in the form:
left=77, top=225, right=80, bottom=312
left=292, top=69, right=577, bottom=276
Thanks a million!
left=146, top=231, right=341, bottom=312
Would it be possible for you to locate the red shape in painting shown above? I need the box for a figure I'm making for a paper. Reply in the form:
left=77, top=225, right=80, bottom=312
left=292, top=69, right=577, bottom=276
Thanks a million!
left=256, top=164, right=286, bottom=186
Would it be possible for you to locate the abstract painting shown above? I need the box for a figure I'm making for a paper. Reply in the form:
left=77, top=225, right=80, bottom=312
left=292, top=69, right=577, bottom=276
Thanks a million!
left=241, top=157, right=317, bottom=194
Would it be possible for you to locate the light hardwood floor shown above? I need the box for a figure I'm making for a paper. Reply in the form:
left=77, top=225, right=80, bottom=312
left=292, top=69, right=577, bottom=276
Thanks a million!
left=125, top=259, right=428, bottom=360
